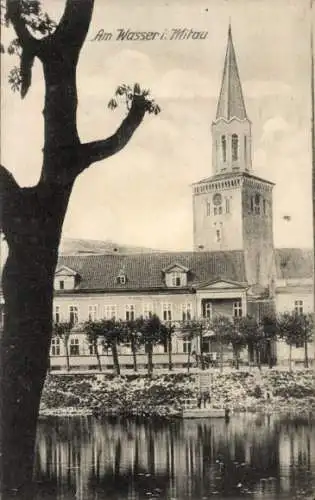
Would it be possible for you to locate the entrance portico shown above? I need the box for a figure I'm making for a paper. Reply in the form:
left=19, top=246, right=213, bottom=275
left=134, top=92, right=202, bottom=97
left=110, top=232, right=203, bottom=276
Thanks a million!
left=195, top=279, right=248, bottom=320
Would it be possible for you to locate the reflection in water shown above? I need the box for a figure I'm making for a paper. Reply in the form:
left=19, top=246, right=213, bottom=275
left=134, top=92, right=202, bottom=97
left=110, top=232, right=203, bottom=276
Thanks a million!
left=34, top=414, right=315, bottom=500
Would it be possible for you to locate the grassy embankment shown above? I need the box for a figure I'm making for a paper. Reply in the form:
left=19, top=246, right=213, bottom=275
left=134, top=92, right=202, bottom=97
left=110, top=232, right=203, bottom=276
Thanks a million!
left=40, top=369, right=315, bottom=418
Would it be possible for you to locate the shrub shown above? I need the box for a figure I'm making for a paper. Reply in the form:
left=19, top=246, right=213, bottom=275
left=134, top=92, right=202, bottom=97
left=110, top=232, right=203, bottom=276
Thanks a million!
left=252, top=385, right=263, bottom=399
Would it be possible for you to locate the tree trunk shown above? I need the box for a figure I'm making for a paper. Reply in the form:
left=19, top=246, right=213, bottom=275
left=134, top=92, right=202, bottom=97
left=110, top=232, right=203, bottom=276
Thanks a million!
left=289, top=344, right=292, bottom=372
left=304, top=340, right=309, bottom=368
left=233, top=346, right=240, bottom=370
left=64, top=340, right=70, bottom=372
left=199, top=333, right=205, bottom=371
left=248, top=342, right=254, bottom=369
left=147, top=341, right=153, bottom=377
left=0, top=208, right=68, bottom=498
left=111, top=340, right=120, bottom=376
left=131, top=338, right=138, bottom=372
left=255, top=345, right=261, bottom=370
left=220, top=340, right=223, bottom=373
left=167, top=335, right=173, bottom=371
left=187, top=350, right=191, bottom=373
left=267, top=340, right=273, bottom=368
left=95, top=343, right=102, bottom=372
left=1, top=0, right=147, bottom=494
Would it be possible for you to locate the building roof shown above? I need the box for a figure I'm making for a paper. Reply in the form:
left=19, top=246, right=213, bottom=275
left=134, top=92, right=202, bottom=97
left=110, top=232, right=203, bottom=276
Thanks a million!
left=56, top=247, right=314, bottom=292
left=216, top=25, right=247, bottom=121
left=275, top=248, right=314, bottom=280
left=58, top=251, right=246, bottom=291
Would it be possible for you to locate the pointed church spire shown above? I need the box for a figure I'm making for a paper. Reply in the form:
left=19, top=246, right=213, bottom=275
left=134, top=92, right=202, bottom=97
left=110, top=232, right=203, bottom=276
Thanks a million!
left=216, top=25, right=247, bottom=121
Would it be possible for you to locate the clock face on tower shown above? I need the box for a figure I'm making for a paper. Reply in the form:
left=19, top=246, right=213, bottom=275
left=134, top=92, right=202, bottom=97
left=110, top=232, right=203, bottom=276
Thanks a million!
left=213, top=193, right=222, bottom=206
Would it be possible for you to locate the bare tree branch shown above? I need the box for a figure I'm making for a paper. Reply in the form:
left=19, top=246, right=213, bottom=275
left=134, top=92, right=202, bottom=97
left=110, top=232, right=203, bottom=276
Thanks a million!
left=80, top=94, right=148, bottom=167
left=53, top=0, right=94, bottom=54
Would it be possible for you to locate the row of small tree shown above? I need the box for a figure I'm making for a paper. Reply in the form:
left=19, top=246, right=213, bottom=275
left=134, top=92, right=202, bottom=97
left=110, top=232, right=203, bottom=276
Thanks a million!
left=53, top=315, right=175, bottom=376
left=52, top=310, right=314, bottom=375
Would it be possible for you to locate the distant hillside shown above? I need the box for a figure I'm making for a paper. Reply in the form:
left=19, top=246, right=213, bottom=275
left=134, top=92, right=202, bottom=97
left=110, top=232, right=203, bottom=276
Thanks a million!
left=59, top=238, right=164, bottom=255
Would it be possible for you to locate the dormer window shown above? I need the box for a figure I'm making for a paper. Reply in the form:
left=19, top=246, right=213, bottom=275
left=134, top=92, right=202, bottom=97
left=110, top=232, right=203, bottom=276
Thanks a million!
left=163, top=263, right=189, bottom=288
left=117, top=274, right=126, bottom=285
left=171, top=272, right=182, bottom=287
left=54, top=265, right=78, bottom=291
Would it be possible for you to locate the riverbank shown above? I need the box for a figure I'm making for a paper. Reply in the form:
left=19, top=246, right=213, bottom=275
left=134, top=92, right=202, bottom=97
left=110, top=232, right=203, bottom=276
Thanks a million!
left=40, top=369, right=315, bottom=418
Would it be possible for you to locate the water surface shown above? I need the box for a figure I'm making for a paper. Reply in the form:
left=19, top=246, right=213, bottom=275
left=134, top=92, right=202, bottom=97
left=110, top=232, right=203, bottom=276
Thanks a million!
left=34, top=413, right=315, bottom=499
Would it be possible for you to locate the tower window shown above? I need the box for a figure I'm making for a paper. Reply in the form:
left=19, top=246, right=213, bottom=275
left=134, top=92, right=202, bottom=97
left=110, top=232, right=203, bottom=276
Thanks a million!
left=206, top=201, right=211, bottom=216
left=232, top=134, right=239, bottom=161
left=221, top=135, right=227, bottom=163
left=250, top=196, right=254, bottom=213
left=215, top=229, right=222, bottom=242
left=225, top=198, right=230, bottom=213
left=263, top=199, right=266, bottom=214
left=215, top=140, right=219, bottom=171
left=254, top=193, right=261, bottom=214
left=213, top=193, right=222, bottom=215
left=244, top=135, right=247, bottom=160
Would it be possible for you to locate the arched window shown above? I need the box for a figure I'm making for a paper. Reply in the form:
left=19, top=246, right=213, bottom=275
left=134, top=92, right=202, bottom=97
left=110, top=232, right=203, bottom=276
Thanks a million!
left=215, top=140, right=220, bottom=172
left=263, top=199, right=266, bottom=215
left=232, top=134, right=238, bottom=161
left=254, top=193, right=261, bottom=214
left=221, top=135, right=227, bottom=163
left=213, top=193, right=223, bottom=215
left=225, top=197, right=230, bottom=213
left=215, top=228, right=222, bottom=242
left=244, top=135, right=247, bottom=160
left=250, top=196, right=254, bottom=213
left=206, top=200, right=211, bottom=216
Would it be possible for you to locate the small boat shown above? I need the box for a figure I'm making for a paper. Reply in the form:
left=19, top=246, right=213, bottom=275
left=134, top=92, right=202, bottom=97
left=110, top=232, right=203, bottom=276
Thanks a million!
left=182, top=407, right=228, bottom=419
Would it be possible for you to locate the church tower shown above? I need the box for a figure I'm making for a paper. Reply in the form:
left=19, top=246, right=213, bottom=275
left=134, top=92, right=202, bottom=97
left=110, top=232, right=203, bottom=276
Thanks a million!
left=192, top=26, right=275, bottom=288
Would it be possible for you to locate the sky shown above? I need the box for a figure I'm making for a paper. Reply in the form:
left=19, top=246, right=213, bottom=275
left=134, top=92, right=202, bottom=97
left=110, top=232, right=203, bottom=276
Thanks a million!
left=1, top=0, right=314, bottom=251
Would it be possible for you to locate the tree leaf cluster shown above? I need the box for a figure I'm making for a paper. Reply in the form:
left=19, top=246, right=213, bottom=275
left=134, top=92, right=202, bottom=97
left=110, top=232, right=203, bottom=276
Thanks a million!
left=108, top=83, right=161, bottom=115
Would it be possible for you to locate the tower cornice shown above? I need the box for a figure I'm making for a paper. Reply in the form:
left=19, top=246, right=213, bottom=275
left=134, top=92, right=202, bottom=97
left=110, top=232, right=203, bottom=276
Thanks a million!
left=212, top=117, right=252, bottom=126
left=192, top=172, right=275, bottom=194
